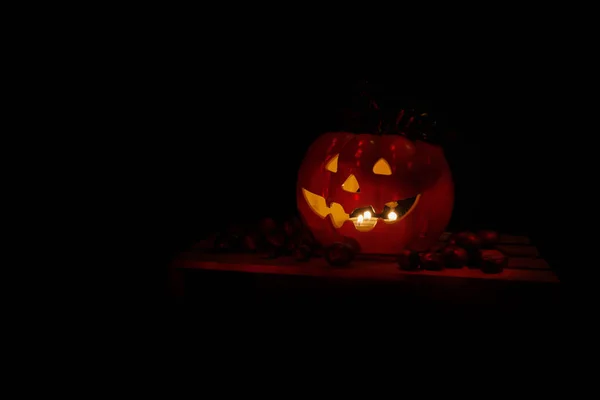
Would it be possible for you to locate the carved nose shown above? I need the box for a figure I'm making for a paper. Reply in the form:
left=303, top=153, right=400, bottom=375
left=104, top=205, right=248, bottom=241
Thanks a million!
left=342, top=174, right=360, bottom=193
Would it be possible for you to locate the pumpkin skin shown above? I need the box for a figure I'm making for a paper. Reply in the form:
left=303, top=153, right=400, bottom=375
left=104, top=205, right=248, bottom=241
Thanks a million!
left=297, top=132, right=454, bottom=254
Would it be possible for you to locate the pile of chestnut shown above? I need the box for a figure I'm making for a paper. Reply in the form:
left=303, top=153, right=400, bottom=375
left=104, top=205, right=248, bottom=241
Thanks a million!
left=202, top=218, right=507, bottom=273
left=206, top=216, right=320, bottom=261
left=397, top=230, right=507, bottom=274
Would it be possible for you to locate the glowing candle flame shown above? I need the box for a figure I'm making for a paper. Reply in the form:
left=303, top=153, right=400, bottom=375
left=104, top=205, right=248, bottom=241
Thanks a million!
left=363, top=211, right=371, bottom=220
left=357, top=215, right=363, bottom=225
left=388, top=211, right=397, bottom=221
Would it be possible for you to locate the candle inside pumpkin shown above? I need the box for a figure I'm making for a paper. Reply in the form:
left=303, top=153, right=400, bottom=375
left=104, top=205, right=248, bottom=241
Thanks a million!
left=351, top=211, right=378, bottom=231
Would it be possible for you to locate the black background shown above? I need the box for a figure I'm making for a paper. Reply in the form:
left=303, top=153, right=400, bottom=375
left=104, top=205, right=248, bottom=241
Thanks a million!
left=88, top=11, right=598, bottom=354
left=149, top=84, right=548, bottom=227
left=125, top=65, right=582, bottom=292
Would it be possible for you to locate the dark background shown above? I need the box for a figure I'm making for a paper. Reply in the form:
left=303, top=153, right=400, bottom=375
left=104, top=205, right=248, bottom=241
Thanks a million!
left=99, top=14, right=594, bottom=347
left=149, top=83, right=549, bottom=230
left=128, top=70, right=581, bottom=292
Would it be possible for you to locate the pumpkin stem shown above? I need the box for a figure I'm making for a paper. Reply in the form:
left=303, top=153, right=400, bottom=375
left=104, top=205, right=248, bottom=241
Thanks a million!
left=363, top=95, right=383, bottom=134
left=353, top=86, right=383, bottom=134
left=395, top=109, right=405, bottom=131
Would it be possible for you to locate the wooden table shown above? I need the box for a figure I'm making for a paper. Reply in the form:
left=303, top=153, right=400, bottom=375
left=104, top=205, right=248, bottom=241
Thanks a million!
left=169, top=233, right=561, bottom=323
left=172, top=252, right=558, bottom=284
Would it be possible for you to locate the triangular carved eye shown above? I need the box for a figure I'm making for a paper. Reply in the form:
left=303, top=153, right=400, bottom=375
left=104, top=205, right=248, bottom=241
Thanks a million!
left=325, top=154, right=339, bottom=173
left=342, top=174, right=360, bottom=193
left=373, top=158, right=392, bottom=175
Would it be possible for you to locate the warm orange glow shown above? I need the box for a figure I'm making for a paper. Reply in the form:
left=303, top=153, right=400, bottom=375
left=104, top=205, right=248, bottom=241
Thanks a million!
left=303, top=187, right=420, bottom=232
left=301, top=188, right=348, bottom=228
left=373, top=158, right=392, bottom=175
left=342, top=174, right=360, bottom=193
left=328, top=203, right=347, bottom=228
left=325, top=154, right=339, bottom=173
left=297, top=130, right=454, bottom=255
left=302, top=188, right=328, bottom=219
left=350, top=213, right=378, bottom=232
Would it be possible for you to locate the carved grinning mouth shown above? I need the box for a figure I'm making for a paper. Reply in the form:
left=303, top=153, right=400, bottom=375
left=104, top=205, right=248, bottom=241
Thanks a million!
left=301, top=188, right=421, bottom=232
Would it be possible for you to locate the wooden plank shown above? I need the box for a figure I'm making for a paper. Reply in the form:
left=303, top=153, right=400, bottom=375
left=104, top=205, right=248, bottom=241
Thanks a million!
left=439, top=232, right=531, bottom=245
left=183, top=249, right=546, bottom=269
left=499, top=234, right=530, bottom=245
left=351, top=252, right=550, bottom=270
left=496, top=245, right=539, bottom=257
left=507, top=257, right=550, bottom=270
left=186, top=249, right=542, bottom=266
left=195, top=232, right=532, bottom=253
left=435, top=242, right=539, bottom=257
left=172, top=254, right=558, bottom=283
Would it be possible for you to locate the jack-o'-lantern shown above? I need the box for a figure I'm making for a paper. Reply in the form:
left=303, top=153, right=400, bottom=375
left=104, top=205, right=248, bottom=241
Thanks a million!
left=297, top=125, right=454, bottom=255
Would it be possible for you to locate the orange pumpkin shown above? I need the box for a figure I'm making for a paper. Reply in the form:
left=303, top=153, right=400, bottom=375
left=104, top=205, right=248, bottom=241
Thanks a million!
left=297, top=131, right=453, bottom=254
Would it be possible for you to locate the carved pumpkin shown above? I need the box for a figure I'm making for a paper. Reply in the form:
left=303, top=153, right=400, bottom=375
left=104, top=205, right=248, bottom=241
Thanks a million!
left=297, top=131, right=454, bottom=254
